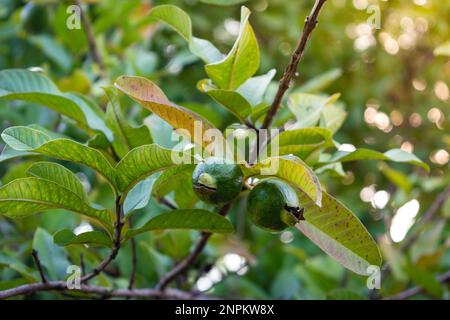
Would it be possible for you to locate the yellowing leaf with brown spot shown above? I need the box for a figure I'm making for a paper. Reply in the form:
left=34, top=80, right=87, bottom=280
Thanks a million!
left=115, top=76, right=220, bottom=150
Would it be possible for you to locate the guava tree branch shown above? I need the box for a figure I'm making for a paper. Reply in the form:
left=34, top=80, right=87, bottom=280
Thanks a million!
left=371, top=185, right=450, bottom=300
left=261, top=0, right=327, bottom=129
left=155, top=203, right=232, bottom=290
left=31, top=250, right=48, bottom=284
left=386, top=270, right=450, bottom=300
left=75, top=0, right=106, bottom=72
left=399, top=184, right=450, bottom=250
left=80, top=196, right=124, bottom=282
left=0, top=281, right=215, bottom=300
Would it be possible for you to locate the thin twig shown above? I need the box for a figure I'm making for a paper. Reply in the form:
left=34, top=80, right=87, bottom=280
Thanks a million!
left=399, top=184, right=450, bottom=250
left=81, top=196, right=124, bottom=283
left=31, top=250, right=47, bottom=284
left=386, top=270, right=450, bottom=300
left=159, top=197, right=178, bottom=210
left=75, top=0, right=106, bottom=72
left=0, top=281, right=215, bottom=300
left=371, top=185, right=450, bottom=300
left=261, top=0, right=327, bottom=130
left=128, top=219, right=138, bottom=291
left=155, top=204, right=231, bottom=290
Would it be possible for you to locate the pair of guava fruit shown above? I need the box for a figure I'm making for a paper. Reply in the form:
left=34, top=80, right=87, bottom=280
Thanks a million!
left=192, top=159, right=303, bottom=232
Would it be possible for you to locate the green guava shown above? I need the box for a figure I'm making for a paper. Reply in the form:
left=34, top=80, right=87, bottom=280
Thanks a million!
left=192, top=158, right=244, bottom=204
left=247, top=178, right=303, bottom=232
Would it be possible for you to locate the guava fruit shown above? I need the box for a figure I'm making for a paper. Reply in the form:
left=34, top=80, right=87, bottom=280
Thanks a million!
left=192, top=158, right=244, bottom=204
left=247, top=178, right=303, bottom=231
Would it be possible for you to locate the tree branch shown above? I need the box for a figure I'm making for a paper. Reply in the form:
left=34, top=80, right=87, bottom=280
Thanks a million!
left=80, top=196, right=124, bottom=283
left=0, top=281, right=215, bottom=300
left=128, top=219, right=138, bottom=291
left=261, top=0, right=327, bottom=130
left=31, top=250, right=47, bottom=284
left=399, top=184, right=450, bottom=250
left=75, top=0, right=106, bottom=72
left=386, top=270, right=450, bottom=300
left=371, top=185, right=450, bottom=300
left=155, top=203, right=231, bottom=290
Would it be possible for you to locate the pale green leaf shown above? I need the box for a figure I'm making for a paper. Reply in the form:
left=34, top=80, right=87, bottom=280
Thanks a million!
left=268, top=127, right=333, bottom=160
left=237, top=69, right=276, bottom=106
left=189, top=37, right=224, bottom=64
left=297, top=68, right=342, bottom=93
left=124, top=175, right=159, bottom=215
left=319, top=103, right=347, bottom=134
left=295, top=191, right=382, bottom=275
left=327, top=148, right=430, bottom=171
left=205, top=6, right=260, bottom=90
left=288, top=92, right=340, bottom=129
left=434, top=42, right=450, bottom=56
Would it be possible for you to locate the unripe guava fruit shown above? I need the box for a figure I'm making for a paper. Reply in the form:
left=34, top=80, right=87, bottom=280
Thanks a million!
left=247, top=178, right=302, bottom=232
left=192, top=158, right=244, bottom=204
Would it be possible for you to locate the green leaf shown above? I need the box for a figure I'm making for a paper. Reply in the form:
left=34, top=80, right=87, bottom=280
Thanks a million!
left=205, top=6, right=260, bottom=90
left=149, top=5, right=222, bottom=64
left=406, top=265, right=443, bottom=298
left=33, top=228, right=70, bottom=280
left=104, top=86, right=152, bottom=159
left=123, top=175, right=158, bottom=215
left=326, top=289, right=366, bottom=300
left=2, top=126, right=116, bottom=185
left=379, top=163, right=412, bottom=193
left=288, top=92, right=340, bottom=129
left=237, top=69, right=276, bottom=106
left=200, top=0, right=248, bottom=5
left=297, top=68, right=342, bottom=93
left=152, top=165, right=195, bottom=199
left=327, top=148, right=430, bottom=171
left=295, top=192, right=382, bottom=275
left=27, top=162, right=87, bottom=200
left=319, top=103, right=347, bottom=134
left=115, top=144, right=187, bottom=195
left=28, top=35, right=72, bottom=72
left=126, top=209, right=234, bottom=239
left=188, top=37, right=224, bottom=64
left=152, top=165, right=198, bottom=208
left=0, top=69, right=112, bottom=140
left=245, top=155, right=322, bottom=206
left=149, top=5, right=192, bottom=41
left=53, top=229, right=112, bottom=247
left=434, top=42, right=450, bottom=56
left=198, top=79, right=252, bottom=122
left=0, top=177, right=112, bottom=225
left=268, top=127, right=333, bottom=160
left=115, top=76, right=218, bottom=149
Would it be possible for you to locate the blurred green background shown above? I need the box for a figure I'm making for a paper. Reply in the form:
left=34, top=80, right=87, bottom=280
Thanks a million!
left=0, top=0, right=449, bottom=299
